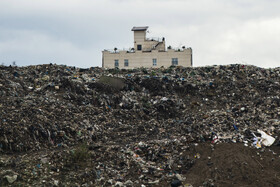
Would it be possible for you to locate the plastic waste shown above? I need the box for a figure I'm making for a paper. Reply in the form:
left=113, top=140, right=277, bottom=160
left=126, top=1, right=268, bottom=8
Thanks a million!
left=211, top=135, right=218, bottom=144
left=171, top=179, right=182, bottom=187
left=257, top=129, right=275, bottom=146
left=253, top=137, right=262, bottom=149
left=5, top=175, right=17, bottom=184
left=233, top=124, right=238, bottom=131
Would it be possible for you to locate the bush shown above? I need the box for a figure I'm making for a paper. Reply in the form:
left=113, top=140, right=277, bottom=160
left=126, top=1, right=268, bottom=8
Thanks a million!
left=98, top=76, right=125, bottom=91
left=71, top=143, right=90, bottom=163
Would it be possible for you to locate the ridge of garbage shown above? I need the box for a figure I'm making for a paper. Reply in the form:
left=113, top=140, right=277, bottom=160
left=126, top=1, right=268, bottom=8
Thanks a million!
left=0, top=64, right=279, bottom=186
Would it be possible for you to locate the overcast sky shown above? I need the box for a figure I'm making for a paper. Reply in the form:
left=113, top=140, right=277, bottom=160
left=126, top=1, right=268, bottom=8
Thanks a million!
left=0, top=0, right=279, bottom=68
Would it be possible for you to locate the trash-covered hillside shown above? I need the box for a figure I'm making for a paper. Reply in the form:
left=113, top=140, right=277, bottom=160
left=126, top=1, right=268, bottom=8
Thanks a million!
left=0, top=64, right=279, bottom=186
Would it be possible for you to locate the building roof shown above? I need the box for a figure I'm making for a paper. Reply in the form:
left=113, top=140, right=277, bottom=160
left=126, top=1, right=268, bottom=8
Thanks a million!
left=131, top=26, right=149, bottom=31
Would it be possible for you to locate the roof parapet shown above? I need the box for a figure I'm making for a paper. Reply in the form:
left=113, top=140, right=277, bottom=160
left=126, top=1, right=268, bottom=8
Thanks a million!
left=131, top=26, right=149, bottom=31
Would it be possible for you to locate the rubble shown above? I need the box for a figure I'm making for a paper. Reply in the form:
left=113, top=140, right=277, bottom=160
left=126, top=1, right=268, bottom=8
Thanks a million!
left=0, top=64, right=279, bottom=186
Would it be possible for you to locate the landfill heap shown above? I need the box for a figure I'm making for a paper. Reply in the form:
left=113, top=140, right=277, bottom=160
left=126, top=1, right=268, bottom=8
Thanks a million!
left=0, top=64, right=279, bottom=186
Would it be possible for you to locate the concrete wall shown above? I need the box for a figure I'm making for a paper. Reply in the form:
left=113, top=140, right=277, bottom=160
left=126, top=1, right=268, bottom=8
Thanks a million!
left=134, top=31, right=146, bottom=50
left=142, top=40, right=165, bottom=51
left=133, top=30, right=165, bottom=51
left=102, top=48, right=192, bottom=69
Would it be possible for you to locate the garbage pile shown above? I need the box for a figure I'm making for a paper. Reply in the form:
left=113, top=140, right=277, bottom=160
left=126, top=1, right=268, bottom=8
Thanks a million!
left=0, top=64, right=279, bottom=186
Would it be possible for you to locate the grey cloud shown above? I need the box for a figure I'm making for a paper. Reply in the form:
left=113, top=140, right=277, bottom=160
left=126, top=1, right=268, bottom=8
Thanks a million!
left=0, top=0, right=279, bottom=68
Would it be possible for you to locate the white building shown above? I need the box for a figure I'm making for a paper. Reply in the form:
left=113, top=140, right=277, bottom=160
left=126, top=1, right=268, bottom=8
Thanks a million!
left=102, top=26, right=192, bottom=69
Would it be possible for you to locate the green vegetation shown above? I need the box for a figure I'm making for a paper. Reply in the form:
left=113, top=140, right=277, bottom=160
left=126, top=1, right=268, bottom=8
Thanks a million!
left=71, top=143, right=90, bottom=163
left=98, top=75, right=125, bottom=90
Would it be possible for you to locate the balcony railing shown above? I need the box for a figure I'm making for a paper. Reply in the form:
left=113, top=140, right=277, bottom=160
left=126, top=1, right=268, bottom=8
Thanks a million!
left=146, top=37, right=164, bottom=42
left=103, top=48, right=136, bottom=53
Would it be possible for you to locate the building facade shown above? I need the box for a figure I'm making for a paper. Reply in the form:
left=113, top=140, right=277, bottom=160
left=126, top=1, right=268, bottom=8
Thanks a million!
left=102, top=26, right=192, bottom=69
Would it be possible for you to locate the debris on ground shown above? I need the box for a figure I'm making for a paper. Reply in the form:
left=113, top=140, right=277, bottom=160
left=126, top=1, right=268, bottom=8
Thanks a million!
left=0, top=64, right=279, bottom=186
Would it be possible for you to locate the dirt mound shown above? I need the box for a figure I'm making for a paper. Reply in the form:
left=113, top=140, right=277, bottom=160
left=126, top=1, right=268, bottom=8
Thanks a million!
left=184, top=143, right=280, bottom=187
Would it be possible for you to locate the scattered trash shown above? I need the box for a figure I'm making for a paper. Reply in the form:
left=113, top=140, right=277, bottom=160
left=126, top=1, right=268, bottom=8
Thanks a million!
left=171, top=179, right=182, bottom=187
left=257, top=129, right=276, bottom=146
left=211, top=135, right=219, bottom=144
left=0, top=64, right=279, bottom=186
left=148, top=179, right=159, bottom=184
left=194, top=153, right=201, bottom=159
left=233, top=124, right=239, bottom=131
left=115, top=181, right=124, bottom=187
left=5, top=175, right=17, bottom=184
left=253, top=137, right=262, bottom=149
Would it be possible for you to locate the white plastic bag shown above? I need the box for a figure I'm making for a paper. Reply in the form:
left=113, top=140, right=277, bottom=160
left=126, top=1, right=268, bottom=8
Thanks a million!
left=257, top=129, right=275, bottom=146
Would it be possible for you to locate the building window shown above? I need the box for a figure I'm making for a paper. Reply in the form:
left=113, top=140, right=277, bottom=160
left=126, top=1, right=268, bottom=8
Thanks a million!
left=153, top=59, right=157, bottom=66
left=114, top=59, right=119, bottom=67
left=137, top=45, right=142, bottom=51
left=124, top=59, right=129, bottom=67
left=172, top=58, right=178, bottom=66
